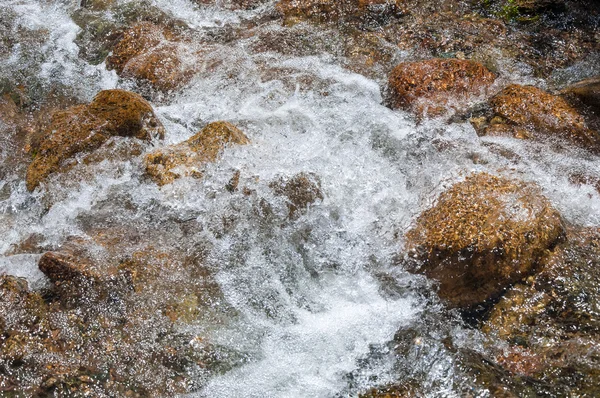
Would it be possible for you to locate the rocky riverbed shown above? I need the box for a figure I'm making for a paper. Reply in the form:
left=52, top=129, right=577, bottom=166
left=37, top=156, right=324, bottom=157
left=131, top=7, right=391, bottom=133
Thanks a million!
left=1, top=0, right=599, bottom=396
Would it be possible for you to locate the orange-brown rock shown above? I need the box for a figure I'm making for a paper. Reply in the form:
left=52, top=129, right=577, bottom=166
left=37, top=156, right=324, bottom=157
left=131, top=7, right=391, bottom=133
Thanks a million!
left=275, top=0, right=404, bottom=26
left=25, top=89, right=164, bottom=191
left=145, top=121, right=249, bottom=186
left=387, top=59, right=496, bottom=116
left=404, top=173, right=565, bottom=308
left=480, top=84, right=600, bottom=151
left=269, top=172, right=323, bottom=219
left=106, top=22, right=196, bottom=92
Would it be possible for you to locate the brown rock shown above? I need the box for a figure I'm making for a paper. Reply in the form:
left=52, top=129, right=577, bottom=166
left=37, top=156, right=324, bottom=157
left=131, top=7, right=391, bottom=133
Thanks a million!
left=481, top=84, right=600, bottom=151
left=404, top=173, right=565, bottom=308
left=387, top=59, right=496, bottom=117
left=482, top=227, right=600, bottom=393
left=145, top=121, right=249, bottom=186
left=269, top=172, right=323, bottom=219
left=25, top=89, right=164, bottom=191
left=106, top=22, right=196, bottom=92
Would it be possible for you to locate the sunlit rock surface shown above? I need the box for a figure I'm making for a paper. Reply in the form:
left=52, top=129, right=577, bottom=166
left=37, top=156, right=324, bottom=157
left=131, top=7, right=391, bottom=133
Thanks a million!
left=25, top=89, right=164, bottom=191
left=482, top=227, right=600, bottom=396
left=144, top=121, right=249, bottom=186
left=404, top=173, right=565, bottom=308
left=387, top=59, right=496, bottom=117
left=106, top=22, right=198, bottom=92
left=476, top=84, right=600, bottom=151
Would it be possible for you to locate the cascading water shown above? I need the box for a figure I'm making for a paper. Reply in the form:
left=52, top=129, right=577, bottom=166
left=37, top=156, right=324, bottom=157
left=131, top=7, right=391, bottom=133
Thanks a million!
left=1, top=0, right=599, bottom=397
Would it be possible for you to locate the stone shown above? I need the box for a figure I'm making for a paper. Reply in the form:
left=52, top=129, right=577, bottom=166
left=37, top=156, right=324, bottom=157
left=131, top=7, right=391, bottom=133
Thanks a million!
left=269, top=172, right=324, bottom=219
left=404, top=173, right=565, bottom=308
left=275, top=0, right=404, bottom=27
left=479, top=84, right=600, bottom=151
left=561, top=76, right=600, bottom=114
left=145, top=121, right=249, bottom=186
left=39, top=250, right=106, bottom=284
left=25, top=89, right=164, bottom=191
left=387, top=59, right=496, bottom=117
left=106, top=22, right=197, bottom=92
left=482, top=227, right=600, bottom=395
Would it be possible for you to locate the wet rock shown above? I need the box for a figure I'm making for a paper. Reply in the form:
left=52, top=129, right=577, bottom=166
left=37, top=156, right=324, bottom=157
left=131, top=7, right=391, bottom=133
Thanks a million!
left=360, top=383, right=423, bottom=397
left=387, top=59, right=496, bottom=117
left=404, top=172, right=565, bottom=308
left=39, top=250, right=117, bottom=285
left=476, top=84, right=600, bottom=151
left=561, top=76, right=600, bottom=114
left=269, top=172, right=324, bottom=219
left=275, top=0, right=404, bottom=28
left=144, top=121, right=249, bottom=186
left=483, top=227, right=600, bottom=395
left=106, top=22, right=197, bottom=92
left=25, top=89, right=164, bottom=191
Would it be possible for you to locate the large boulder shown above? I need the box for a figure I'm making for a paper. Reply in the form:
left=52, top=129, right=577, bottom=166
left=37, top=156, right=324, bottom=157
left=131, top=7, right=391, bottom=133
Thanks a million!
left=25, top=89, right=164, bottom=191
left=404, top=173, right=565, bottom=308
left=475, top=84, right=600, bottom=151
left=145, top=121, right=249, bottom=186
left=106, top=22, right=197, bottom=92
left=387, top=59, right=496, bottom=117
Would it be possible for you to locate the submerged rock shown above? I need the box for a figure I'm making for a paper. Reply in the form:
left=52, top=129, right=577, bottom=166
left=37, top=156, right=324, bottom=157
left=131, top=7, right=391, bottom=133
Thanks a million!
left=404, top=173, right=565, bottom=308
left=106, top=22, right=197, bottom=92
left=475, top=84, right=600, bottom=151
left=269, top=172, right=324, bottom=219
left=562, top=76, right=600, bottom=114
left=483, top=227, right=600, bottom=395
left=25, top=89, right=164, bottom=191
left=387, top=59, right=496, bottom=117
left=145, top=121, right=249, bottom=186
left=275, top=0, right=404, bottom=27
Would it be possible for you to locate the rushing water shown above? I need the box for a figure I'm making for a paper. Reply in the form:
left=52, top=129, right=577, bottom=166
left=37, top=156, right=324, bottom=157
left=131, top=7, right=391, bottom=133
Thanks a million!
left=1, top=0, right=600, bottom=396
